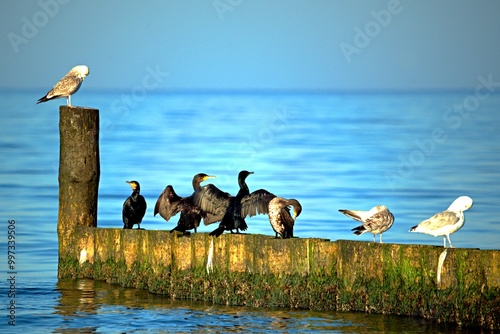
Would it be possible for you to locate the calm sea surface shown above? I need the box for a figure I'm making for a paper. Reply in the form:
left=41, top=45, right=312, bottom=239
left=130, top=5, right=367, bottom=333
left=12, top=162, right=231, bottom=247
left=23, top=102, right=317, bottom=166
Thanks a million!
left=1, top=89, right=499, bottom=332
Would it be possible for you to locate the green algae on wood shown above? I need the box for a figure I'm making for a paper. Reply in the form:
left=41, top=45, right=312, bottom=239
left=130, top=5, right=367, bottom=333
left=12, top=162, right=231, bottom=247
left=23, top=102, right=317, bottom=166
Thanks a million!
left=57, top=105, right=100, bottom=279
left=58, top=229, right=500, bottom=329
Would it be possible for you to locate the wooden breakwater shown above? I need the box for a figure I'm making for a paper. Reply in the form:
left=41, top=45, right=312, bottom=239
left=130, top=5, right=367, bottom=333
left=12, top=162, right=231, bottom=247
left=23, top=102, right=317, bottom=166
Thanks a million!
left=56, top=106, right=500, bottom=329
left=59, top=229, right=500, bottom=329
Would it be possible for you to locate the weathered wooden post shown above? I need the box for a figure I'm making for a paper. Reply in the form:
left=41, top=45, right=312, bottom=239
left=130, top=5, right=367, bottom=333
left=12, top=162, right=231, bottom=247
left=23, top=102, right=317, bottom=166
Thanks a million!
left=57, top=106, right=100, bottom=277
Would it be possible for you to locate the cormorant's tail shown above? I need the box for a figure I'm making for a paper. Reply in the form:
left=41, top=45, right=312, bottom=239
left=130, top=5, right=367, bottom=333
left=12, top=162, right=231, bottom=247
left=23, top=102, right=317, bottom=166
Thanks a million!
left=170, top=224, right=190, bottom=234
left=209, top=226, right=225, bottom=237
left=123, top=217, right=132, bottom=229
left=283, top=227, right=293, bottom=239
left=236, top=218, right=248, bottom=232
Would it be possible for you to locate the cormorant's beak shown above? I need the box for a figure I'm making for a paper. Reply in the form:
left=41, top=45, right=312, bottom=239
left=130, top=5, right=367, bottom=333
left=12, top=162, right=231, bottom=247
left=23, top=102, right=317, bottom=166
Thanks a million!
left=126, top=181, right=136, bottom=190
left=204, top=175, right=216, bottom=180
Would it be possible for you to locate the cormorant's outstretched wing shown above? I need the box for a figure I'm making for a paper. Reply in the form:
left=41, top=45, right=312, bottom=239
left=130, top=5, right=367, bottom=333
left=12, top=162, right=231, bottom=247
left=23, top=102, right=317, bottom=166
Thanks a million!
left=241, top=189, right=276, bottom=218
left=154, top=185, right=182, bottom=221
left=192, top=184, right=231, bottom=225
left=203, top=213, right=225, bottom=225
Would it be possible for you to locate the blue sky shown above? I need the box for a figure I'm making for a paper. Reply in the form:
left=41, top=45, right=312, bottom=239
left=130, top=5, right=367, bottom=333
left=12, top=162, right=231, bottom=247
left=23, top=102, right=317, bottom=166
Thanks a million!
left=1, top=1, right=500, bottom=91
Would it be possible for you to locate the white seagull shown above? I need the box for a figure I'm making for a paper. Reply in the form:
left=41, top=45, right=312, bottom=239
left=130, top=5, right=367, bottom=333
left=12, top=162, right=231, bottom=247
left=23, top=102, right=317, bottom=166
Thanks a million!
left=409, top=196, right=473, bottom=248
left=37, top=65, right=89, bottom=107
left=339, top=205, right=394, bottom=243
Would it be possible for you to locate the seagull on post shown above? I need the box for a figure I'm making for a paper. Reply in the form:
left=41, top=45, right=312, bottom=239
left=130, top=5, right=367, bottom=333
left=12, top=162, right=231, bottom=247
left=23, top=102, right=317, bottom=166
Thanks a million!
left=37, top=65, right=89, bottom=107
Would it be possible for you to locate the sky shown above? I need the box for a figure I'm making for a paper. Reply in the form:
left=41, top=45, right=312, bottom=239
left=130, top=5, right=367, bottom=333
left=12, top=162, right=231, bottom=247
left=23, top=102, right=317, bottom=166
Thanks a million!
left=1, top=1, right=500, bottom=92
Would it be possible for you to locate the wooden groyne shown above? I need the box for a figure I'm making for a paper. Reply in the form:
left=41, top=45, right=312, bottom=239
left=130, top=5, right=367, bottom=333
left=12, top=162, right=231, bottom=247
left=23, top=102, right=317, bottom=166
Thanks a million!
left=58, top=105, right=99, bottom=259
left=56, top=107, right=500, bottom=329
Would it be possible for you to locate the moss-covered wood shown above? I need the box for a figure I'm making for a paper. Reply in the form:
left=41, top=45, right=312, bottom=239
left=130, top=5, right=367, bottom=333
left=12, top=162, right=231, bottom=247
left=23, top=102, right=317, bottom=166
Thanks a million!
left=54, top=104, right=499, bottom=329
left=58, top=106, right=100, bottom=275
left=59, top=228, right=500, bottom=329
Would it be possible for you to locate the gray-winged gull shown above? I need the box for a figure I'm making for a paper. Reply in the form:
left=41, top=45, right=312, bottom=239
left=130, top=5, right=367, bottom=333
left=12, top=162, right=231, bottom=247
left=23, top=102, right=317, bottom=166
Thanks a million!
left=339, top=205, right=395, bottom=243
left=409, top=196, right=473, bottom=248
left=37, top=65, right=89, bottom=107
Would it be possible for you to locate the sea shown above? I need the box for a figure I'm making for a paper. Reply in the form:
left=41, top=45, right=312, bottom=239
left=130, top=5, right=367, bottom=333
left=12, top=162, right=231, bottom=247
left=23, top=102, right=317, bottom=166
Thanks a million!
left=1, top=89, right=499, bottom=332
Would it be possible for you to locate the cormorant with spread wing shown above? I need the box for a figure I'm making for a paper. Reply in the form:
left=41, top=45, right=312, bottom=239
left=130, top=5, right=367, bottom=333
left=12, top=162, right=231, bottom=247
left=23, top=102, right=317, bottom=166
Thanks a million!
left=154, top=173, right=215, bottom=234
left=122, top=180, right=147, bottom=229
left=193, top=170, right=255, bottom=237
left=241, top=190, right=302, bottom=238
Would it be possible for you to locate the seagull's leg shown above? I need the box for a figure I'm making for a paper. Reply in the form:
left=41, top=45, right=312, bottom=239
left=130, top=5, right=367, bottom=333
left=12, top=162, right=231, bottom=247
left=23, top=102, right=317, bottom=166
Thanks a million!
left=372, top=234, right=376, bottom=242
left=447, top=235, right=453, bottom=248
left=380, top=234, right=383, bottom=243
left=67, top=95, right=72, bottom=107
left=443, top=236, right=447, bottom=248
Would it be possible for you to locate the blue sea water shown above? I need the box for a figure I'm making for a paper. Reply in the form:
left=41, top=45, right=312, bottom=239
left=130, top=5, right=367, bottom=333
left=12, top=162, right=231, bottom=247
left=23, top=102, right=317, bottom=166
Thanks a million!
left=1, top=89, right=499, bottom=332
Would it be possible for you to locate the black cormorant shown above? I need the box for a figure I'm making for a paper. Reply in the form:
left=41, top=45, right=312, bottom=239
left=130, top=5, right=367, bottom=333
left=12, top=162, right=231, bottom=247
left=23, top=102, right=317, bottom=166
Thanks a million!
left=122, top=180, right=147, bottom=229
left=193, top=170, right=255, bottom=237
left=154, top=173, right=215, bottom=234
left=241, top=190, right=302, bottom=238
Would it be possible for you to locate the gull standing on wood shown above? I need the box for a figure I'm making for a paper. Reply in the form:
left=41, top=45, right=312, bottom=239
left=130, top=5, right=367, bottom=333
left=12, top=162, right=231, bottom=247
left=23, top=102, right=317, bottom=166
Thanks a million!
left=409, top=196, right=473, bottom=248
left=338, top=205, right=395, bottom=243
left=37, top=65, right=89, bottom=107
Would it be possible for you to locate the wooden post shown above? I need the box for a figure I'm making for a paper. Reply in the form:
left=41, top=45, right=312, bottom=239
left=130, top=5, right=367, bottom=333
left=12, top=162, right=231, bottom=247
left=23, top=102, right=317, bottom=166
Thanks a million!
left=57, top=105, right=100, bottom=276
